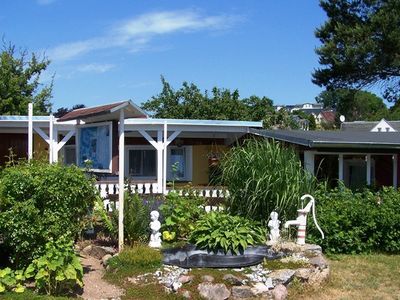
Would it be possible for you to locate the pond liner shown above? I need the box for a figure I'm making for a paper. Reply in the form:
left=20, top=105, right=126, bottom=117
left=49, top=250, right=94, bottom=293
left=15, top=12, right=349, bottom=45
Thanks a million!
left=162, top=244, right=285, bottom=269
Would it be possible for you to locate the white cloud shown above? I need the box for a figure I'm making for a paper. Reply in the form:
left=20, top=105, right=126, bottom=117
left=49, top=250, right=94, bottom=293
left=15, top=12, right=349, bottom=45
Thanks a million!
left=76, top=63, right=115, bottom=73
left=47, top=10, right=240, bottom=62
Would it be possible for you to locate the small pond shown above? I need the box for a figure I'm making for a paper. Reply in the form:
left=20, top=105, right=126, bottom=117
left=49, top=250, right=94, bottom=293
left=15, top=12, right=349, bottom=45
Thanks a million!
left=162, top=244, right=285, bottom=268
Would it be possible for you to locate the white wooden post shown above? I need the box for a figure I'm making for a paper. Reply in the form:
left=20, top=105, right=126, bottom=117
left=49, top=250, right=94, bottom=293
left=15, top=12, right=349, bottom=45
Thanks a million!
left=393, top=154, right=398, bottom=188
left=49, top=114, right=54, bottom=163
left=303, top=151, right=315, bottom=175
left=118, top=109, right=125, bottom=251
left=366, top=154, right=371, bottom=185
left=52, top=125, right=59, bottom=162
left=157, top=130, right=163, bottom=193
left=28, top=103, right=33, bottom=160
left=338, top=154, right=344, bottom=182
left=163, top=121, right=167, bottom=194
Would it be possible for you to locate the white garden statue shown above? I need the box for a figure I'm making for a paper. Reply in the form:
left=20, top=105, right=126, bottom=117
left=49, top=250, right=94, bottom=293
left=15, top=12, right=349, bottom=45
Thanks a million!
left=149, top=210, right=162, bottom=248
left=268, top=211, right=281, bottom=243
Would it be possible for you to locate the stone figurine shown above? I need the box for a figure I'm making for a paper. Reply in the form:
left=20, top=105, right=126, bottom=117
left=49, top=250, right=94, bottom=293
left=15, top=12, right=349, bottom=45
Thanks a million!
left=149, top=210, right=162, bottom=248
left=268, top=211, right=281, bottom=243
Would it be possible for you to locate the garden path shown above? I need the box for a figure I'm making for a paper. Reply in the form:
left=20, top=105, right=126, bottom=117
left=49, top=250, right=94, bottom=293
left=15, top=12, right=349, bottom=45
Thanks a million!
left=80, top=254, right=124, bottom=300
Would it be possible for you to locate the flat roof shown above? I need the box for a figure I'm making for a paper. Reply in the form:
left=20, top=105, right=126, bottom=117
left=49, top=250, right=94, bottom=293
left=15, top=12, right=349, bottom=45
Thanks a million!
left=251, top=128, right=400, bottom=149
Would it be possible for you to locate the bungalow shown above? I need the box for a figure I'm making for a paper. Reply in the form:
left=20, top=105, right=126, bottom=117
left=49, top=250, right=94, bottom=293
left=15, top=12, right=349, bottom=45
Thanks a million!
left=0, top=101, right=263, bottom=196
left=252, top=119, right=400, bottom=189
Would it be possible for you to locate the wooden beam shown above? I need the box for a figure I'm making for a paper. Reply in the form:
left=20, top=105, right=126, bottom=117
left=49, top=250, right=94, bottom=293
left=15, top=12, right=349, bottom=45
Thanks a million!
left=118, top=110, right=125, bottom=251
left=28, top=103, right=33, bottom=160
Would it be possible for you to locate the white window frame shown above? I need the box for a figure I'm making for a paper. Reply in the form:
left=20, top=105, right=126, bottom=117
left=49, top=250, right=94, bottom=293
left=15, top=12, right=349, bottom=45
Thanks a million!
left=76, top=121, right=113, bottom=173
left=125, top=145, right=158, bottom=180
left=167, top=146, right=192, bottom=181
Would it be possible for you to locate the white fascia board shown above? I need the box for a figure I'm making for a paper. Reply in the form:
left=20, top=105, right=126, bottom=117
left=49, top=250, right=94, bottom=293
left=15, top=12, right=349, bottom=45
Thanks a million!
left=124, top=118, right=262, bottom=128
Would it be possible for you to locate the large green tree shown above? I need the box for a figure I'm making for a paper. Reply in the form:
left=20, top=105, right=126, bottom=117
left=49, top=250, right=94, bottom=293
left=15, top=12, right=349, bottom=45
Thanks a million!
left=0, top=43, right=53, bottom=115
left=313, top=0, right=400, bottom=102
left=316, top=89, right=388, bottom=122
left=141, top=76, right=275, bottom=121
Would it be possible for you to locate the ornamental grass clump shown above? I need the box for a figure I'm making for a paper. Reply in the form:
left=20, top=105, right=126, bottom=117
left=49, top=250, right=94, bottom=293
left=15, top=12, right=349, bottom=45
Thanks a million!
left=222, top=139, right=316, bottom=223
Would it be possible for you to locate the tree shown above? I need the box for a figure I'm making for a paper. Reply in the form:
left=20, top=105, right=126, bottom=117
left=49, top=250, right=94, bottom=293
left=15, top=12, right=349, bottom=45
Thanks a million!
left=53, top=104, right=85, bottom=118
left=263, top=109, right=300, bottom=130
left=316, top=89, right=388, bottom=122
left=313, top=0, right=400, bottom=102
left=0, top=43, right=53, bottom=115
left=141, top=76, right=274, bottom=121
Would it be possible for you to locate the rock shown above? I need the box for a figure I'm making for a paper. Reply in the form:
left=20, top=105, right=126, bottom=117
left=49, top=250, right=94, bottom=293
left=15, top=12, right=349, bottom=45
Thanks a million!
left=223, top=274, right=243, bottom=286
left=302, top=244, right=322, bottom=256
left=102, top=254, right=113, bottom=266
left=308, top=266, right=330, bottom=285
left=172, top=281, right=182, bottom=292
left=251, top=282, right=271, bottom=295
left=231, top=286, right=255, bottom=298
left=197, top=283, right=230, bottom=300
left=269, top=269, right=295, bottom=285
left=263, top=277, right=274, bottom=289
left=181, top=289, right=191, bottom=299
left=201, top=275, right=215, bottom=283
left=179, top=275, right=194, bottom=284
left=272, top=284, right=287, bottom=300
left=82, top=245, right=92, bottom=255
left=308, top=255, right=328, bottom=269
left=294, top=268, right=314, bottom=282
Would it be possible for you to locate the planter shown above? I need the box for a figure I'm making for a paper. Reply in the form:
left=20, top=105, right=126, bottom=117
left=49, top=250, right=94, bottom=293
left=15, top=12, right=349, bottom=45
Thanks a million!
left=162, top=244, right=285, bottom=268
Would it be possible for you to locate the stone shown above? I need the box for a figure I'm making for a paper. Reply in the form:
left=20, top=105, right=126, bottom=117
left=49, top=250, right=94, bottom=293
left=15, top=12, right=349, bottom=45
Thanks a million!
left=179, top=275, right=194, bottom=284
left=308, top=255, right=328, bottom=269
left=294, top=268, right=314, bottom=282
left=231, top=286, right=255, bottom=298
left=223, top=274, right=243, bottom=286
left=308, top=266, right=330, bottom=285
left=302, top=244, right=322, bottom=256
left=172, top=281, right=182, bottom=292
left=197, top=283, right=230, bottom=300
left=181, top=289, right=191, bottom=299
left=82, top=245, right=92, bottom=256
left=101, top=254, right=113, bottom=266
left=272, top=284, right=287, bottom=300
left=251, top=282, right=271, bottom=295
left=201, top=275, right=215, bottom=283
left=269, top=269, right=295, bottom=285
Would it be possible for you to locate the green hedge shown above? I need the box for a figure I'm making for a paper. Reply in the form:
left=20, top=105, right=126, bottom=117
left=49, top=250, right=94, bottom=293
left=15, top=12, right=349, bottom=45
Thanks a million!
left=0, top=160, right=96, bottom=268
left=307, top=184, right=400, bottom=254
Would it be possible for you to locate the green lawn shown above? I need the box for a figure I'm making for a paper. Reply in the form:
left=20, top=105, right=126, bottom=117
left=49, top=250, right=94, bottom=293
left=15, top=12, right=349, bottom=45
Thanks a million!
left=288, top=254, right=400, bottom=300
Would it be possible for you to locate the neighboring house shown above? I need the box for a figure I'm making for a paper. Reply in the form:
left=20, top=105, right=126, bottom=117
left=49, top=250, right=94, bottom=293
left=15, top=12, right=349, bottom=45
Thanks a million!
left=251, top=121, right=400, bottom=189
left=0, top=101, right=262, bottom=196
left=274, top=103, right=336, bottom=127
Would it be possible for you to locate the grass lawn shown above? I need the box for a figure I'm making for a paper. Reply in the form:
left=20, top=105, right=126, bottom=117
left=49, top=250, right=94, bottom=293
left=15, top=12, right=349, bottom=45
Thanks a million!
left=289, top=254, right=400, bottom=300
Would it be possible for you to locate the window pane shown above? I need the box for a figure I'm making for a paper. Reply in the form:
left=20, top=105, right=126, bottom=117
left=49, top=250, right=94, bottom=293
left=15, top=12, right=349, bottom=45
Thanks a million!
left=65, top=147, right=76, bottom=165
left=79, top=125, right=110, bottom=170
left=170, top=148, right=185, bottom=178
left=143, top=150, right=156, bottom=176
left=129, top=149, right=156, bottom=177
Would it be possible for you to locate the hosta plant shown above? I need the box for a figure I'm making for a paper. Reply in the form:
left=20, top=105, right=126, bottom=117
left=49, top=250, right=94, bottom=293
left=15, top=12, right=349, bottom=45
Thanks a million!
left=25, top=235, right=83, bottom=295
left=0, top=268, right=25, bottom=294
left=189, top=211, right=266, bottom=254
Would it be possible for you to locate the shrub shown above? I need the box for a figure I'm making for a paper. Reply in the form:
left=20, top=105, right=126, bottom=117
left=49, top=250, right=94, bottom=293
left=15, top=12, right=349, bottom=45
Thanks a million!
left=189, top=211, right=266, bottom=254
left=0, top=160, right=96, bottom=267
left=0, top=268, right=25, bottom=294
left=159, top=191, right=206, bottom=241
left=107, top=244, right=162, bottom=277
left=25, top=235, right=83, bottom=295
left=307, top=184, right=400, bottom=254
left=222, top=139, right=315, bottom=224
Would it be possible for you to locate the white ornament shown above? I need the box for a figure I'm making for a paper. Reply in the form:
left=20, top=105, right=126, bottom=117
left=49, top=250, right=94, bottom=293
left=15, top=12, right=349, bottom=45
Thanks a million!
left=268, top=211, right=281, bottom=243
left=149, top=210, right=162, bottom=248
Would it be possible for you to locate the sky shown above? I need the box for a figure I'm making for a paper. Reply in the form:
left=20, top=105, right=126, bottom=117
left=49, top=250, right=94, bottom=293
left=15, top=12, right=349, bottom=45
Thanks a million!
left=1, top=0, right=328, bottom=110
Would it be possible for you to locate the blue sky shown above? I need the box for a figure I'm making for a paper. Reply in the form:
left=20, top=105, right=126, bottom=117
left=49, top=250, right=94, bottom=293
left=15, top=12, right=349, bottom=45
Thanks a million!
left=1, top=0, right=328, bottom=110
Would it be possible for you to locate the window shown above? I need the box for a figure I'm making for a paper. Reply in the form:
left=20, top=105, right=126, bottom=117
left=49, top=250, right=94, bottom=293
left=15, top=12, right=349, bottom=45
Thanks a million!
left=167, top=146, right=192, bottom=181
left=128, top=149, right=156, bottom=177
left=63, top=145, right=76, bottom=165
left=78, top=122, right=112, bottom=172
